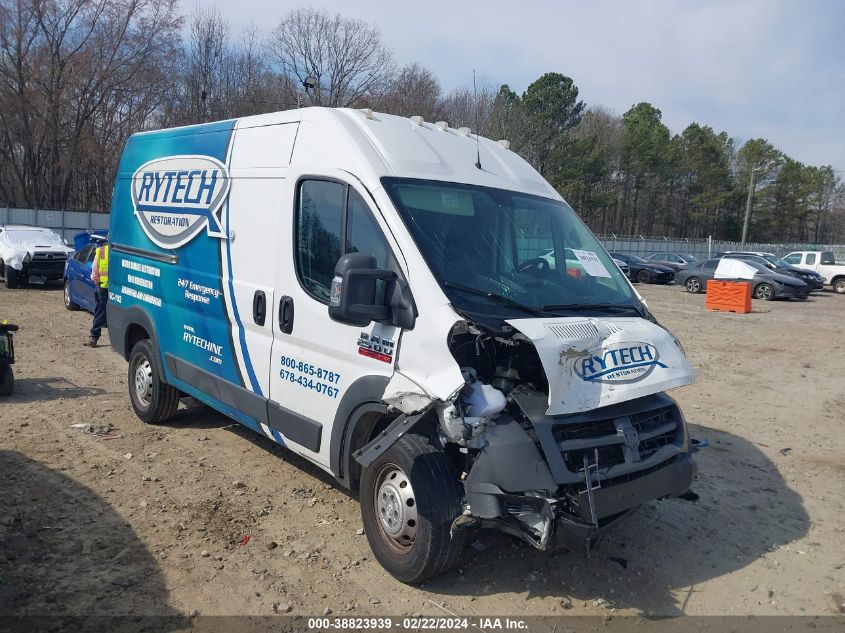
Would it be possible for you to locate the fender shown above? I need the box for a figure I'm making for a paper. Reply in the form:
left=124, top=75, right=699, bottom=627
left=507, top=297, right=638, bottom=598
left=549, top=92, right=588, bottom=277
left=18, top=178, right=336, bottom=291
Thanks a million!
left=329, top=374, right=390, bottom=489
left=107, top=302, right=165, bottom=378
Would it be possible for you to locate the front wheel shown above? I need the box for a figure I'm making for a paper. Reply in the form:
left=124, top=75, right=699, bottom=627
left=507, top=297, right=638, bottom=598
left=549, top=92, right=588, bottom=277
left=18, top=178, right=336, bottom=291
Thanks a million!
left=833, top=278, right=845, bottom=294
left=360, top=434, right=466, bottom=584
left=755, top=283, right=775, bottom=301
left=64, top=280, right=80, bottom=310
left=685, top=277, right=702, bottom=294
left=637, top=269, right=652, bottom=284
left=128, top=339, right=180, bottom=423
left=5, top=267, right=20, bottom=289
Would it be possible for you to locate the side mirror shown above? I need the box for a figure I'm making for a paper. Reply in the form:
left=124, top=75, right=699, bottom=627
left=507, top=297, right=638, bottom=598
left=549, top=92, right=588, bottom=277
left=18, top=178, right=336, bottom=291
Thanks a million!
left=328, top=253, right=416, bottom=329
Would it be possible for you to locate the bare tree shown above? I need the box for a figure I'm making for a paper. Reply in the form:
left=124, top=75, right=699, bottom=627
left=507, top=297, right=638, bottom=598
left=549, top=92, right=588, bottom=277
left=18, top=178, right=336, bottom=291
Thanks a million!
left=379, top=63, right=441, bottom=119
left=268, top=7, right=394, bottom=107
left=0, top=0, right=181, bottom=210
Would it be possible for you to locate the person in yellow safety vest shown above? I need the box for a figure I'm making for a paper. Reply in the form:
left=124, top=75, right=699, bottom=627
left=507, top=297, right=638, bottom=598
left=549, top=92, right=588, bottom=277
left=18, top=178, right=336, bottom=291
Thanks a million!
left=84, top=241, right=109, bottom=347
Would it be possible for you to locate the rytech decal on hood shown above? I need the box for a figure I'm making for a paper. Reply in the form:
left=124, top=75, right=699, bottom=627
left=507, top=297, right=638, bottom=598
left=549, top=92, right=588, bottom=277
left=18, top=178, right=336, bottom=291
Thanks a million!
left=506, top=317, right=693, bottom=416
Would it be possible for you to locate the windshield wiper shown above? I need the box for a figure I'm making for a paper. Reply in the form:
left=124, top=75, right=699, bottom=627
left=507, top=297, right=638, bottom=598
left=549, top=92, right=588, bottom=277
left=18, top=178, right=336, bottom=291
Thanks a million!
left=541, top=303, right=639, bottom=314
left=443, top=281, right=545, bottom=316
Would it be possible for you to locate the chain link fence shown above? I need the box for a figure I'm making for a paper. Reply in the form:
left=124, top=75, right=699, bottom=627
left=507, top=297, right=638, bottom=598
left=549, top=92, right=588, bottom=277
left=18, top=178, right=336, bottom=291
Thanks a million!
left=597, top=235, right=845, bottom=261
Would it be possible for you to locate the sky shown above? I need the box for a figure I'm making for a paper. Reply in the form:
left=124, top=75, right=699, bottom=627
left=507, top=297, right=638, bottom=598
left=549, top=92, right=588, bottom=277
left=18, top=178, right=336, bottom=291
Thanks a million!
left=197, top=0, right=845, bottom=174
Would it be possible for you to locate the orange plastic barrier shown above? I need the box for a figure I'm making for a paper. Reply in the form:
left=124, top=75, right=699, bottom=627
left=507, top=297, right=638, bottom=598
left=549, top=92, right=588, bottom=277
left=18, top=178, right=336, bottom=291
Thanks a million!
left=705, top=280, right=752, bottom=314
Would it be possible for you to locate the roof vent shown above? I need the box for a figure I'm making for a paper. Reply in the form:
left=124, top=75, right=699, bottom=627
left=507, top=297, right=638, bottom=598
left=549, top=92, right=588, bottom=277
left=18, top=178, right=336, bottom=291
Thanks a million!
left=434, top=121, right=449, bottom=131
left=410, top=115, right=424, bottom=126
left=457, top=127, right=471, bottom=136
left=358, top=108, right=374, bottom=119
left=497, top=139, right=511, bottom=150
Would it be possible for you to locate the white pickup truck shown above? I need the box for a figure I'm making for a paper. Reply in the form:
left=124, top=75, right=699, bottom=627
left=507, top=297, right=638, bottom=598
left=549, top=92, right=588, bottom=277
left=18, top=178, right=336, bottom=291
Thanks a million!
left=783, top=251, right=845, bottom=294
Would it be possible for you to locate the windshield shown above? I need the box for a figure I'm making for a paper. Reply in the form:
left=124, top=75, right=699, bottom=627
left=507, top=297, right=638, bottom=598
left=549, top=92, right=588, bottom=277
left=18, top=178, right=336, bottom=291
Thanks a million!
left=382, top=178, right=638, bottom=319
left=763, top=255, right=790, bottom=267
left=683, top=254, right=700, bottom=262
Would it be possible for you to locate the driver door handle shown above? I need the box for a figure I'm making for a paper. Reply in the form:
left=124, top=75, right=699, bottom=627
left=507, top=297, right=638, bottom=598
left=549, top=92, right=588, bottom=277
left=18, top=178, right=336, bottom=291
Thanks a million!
left=279, top=296, right=294, bottom=334
left=252, top=290, right=266, bottom=326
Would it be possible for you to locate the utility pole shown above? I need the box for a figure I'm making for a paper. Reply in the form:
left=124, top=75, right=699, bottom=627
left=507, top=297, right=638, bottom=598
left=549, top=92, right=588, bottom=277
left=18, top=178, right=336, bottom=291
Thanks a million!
left=741, top=167, right=756, bottom=247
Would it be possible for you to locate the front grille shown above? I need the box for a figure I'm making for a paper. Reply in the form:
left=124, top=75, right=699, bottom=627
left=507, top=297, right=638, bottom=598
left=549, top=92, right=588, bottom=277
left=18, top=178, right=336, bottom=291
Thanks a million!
left=551, top=400, right=683, bottom=480
left=32, top=251, right=67, bottom=263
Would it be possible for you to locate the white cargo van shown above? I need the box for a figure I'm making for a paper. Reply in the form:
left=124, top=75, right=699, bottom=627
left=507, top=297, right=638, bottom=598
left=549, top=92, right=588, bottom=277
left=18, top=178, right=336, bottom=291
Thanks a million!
left=107, top=107, right=696, bottom=583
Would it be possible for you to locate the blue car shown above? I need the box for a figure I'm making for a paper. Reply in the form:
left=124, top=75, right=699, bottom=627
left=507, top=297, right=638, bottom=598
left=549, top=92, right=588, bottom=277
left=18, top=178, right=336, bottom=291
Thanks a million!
left=63, top=232, right=107, bottom=313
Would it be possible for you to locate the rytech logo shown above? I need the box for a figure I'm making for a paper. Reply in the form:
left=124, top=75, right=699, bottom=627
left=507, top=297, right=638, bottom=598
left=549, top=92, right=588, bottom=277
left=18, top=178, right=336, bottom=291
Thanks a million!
left=131, top=155, right=230, bottom=249
left=573, top=341, right=667, bottom=384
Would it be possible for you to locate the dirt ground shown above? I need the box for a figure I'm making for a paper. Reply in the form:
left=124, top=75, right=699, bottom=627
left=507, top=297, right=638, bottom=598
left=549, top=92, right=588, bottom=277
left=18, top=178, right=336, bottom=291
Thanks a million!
left=1, top=282, right=844, bottom=619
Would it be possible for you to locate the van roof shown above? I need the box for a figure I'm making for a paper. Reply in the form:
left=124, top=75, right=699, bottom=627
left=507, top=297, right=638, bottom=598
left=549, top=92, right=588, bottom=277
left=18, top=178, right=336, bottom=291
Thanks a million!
left=130, top=107, right=561, bottom=201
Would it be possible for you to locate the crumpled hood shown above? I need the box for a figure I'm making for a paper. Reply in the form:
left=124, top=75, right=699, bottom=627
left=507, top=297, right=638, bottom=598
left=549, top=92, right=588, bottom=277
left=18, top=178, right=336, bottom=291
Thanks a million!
left=507, top=316, right=694, bottom=416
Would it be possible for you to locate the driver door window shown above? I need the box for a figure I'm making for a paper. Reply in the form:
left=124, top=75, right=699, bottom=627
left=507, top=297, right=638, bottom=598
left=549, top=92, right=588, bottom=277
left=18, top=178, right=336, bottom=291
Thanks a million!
left=295, top=180, right=395, bottom=303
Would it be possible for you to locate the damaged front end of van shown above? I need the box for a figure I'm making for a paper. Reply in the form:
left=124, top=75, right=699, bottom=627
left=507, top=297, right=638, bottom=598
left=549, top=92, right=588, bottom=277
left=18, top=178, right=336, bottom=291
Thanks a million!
left=359, top=312, right=696, bottom=558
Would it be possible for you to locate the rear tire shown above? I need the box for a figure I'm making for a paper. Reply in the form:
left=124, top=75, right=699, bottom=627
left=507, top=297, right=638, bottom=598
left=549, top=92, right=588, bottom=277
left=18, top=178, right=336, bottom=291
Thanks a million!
left=0, top=365, right=13, bottom=397
left=360, top=433, right=466, bottom=584
left=755, top=283, right=775, bottom=301
left=637, top=269, right=652, bottom=284
left=685, top=277, right=702, bottom=294
left=5, top=267, right=20, bottom=289
left=127, top=339, right=180, bottom=423
left=63, top=280, right=80, bottom=310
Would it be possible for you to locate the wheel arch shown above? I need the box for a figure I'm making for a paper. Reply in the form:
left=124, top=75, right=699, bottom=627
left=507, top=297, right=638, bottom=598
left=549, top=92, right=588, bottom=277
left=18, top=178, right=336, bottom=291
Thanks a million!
left=108, top=303, right=165, bottom=377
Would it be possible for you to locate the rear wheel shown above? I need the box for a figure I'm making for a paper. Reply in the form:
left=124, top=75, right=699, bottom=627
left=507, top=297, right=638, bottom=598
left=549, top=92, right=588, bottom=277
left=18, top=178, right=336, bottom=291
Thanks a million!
left=685, top=277, right=702, bottom=294
left=5, top=267, right=20, bottom=289
left=0, top=365, right=13, bottom=397
left=360, top=434, right=466, bottom=584
left=128, top=339, right=180, bottom=423
left=63, top=280, right=80, bottom=310
left=755, top=283, right=775, bottom=301
left=637, top=269, right=652, bottom=284
left=833, top=278, right=845, bottom=294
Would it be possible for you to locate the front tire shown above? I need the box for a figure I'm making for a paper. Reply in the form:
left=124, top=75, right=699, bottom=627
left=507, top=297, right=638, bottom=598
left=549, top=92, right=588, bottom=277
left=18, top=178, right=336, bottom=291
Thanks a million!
left=833, top=278, right=845, bottom=294
left=0, top=365, right=14, bottom=397
left=360, top=434, right=466, bottom=584
left=128, top=339, right=180, bottom=423
left=5, top=267, right=20, bottom=289
left=637, top=269, right=652, bottom=284
left=64, top=280, right=80, bottom=310
left=755, top=283, right=775, bottom=301
left=685, top=277, right=702, bottom=293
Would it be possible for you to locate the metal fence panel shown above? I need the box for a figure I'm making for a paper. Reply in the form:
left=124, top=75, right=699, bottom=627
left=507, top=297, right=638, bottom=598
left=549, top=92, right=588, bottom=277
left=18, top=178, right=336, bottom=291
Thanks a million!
left=597, top=235, right=845, bottom=261
left=1, top=206, right=109, bottom=242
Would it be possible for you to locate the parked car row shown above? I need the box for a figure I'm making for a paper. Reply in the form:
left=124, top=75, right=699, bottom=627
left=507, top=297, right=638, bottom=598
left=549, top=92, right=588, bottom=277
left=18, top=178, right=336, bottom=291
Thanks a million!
left=0, top=224, right=73, bottom=288
left=612, top=248, right=844, bottom=301
left=1, top=226, right=108, bottom=314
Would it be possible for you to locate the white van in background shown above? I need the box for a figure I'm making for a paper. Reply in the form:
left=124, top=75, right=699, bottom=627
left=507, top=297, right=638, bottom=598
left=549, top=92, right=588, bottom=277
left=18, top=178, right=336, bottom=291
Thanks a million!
left=107, top=107, right=697, bottom=583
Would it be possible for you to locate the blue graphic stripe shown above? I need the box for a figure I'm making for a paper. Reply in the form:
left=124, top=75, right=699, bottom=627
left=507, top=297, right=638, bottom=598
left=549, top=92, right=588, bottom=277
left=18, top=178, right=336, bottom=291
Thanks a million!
left=583, top=360, right=668, bottom=381
left=224, top=195, right=263, bottom=396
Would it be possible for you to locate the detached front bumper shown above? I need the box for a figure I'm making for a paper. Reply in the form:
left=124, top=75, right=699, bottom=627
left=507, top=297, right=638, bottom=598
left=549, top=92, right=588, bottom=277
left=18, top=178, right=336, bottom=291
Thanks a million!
left=462, top=393, right=696, bottom=554
left=472, top=453, right=695, bottom=554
